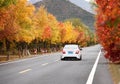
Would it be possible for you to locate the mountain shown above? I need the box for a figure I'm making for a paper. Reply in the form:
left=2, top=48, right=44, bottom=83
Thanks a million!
left=34, top=0, right=95, bottom=31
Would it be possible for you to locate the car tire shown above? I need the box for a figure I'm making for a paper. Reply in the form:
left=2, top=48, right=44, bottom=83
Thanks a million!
left=81, top=55, right=82, bottom=60
left=61, top=58, right=64, bottom=60
left=79, top=55, right=82, bottom=60
left=61, top=56, right=64, bottom=60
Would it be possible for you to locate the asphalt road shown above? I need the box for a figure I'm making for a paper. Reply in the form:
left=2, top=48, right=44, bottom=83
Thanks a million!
left=0, top=45, right=113, bottom=84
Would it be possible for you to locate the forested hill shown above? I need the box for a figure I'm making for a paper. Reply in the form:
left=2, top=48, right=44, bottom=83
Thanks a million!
left=34, top=0, right=95, bottom=31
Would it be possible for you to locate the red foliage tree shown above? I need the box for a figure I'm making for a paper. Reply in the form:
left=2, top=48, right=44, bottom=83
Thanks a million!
left=95, top=0, right=120, bottom=63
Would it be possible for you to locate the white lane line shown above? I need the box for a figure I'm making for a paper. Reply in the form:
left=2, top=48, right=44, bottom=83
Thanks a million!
left=41, top=63, right=49, bottom=66
left=86, top=50, right=101, bottom=84
left=55, top=60, right=59, bottom=62
left=0, top=52, right=61, bottom=66
left=19, top=69, right=32, bottom=74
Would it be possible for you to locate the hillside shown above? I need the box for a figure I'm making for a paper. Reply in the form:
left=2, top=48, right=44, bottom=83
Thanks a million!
left=34, top=0, right=95, bottom=31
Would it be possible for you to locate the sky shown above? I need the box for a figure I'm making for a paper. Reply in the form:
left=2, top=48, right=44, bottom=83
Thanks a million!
left=28, top=0, right=95, bottom=14
left=69, top=0, right=95, bottom=14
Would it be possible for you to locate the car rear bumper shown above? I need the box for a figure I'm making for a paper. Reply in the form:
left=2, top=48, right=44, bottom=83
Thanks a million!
left=61, top=54, right=81, bottom=59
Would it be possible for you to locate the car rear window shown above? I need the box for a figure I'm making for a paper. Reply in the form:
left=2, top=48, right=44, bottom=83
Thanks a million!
left=64, top=45, right=78, bottom=49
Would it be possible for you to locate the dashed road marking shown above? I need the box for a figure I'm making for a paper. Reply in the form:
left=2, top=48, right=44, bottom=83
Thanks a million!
left=86, top=50, right=101, bottom=84
left=55, top=60, right=59, bottom=62
left=19, top=69, right=32, bottom=74
left=41, top=63, right=49, bottom=66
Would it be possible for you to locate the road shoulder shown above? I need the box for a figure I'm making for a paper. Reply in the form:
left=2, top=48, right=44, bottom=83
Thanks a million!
left=93, top=54, right=113, bottom=84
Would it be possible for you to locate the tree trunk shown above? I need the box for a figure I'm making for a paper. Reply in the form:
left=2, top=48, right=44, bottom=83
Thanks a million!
left=21, top=42, right=30, bottom=56
left=5, top=39, right=10, bottom=60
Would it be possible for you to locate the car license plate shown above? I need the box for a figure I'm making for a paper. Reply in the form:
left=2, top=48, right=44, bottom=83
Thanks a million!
left=68, top=51, right=73, bottom=54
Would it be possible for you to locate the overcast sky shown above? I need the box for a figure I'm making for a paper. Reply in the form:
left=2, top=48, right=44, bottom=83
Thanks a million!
left=28, top=0, right=95, bottom=14
left=69, top=0, right=94, bottom=14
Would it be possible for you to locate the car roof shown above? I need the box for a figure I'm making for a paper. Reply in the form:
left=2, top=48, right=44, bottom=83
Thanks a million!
left=64, top=44, right=79, bottom=48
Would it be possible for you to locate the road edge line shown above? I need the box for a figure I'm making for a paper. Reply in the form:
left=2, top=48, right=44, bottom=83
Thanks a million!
left=86, top=50, right=101, bottom=84
left=0, top=52, right=60, bottom=66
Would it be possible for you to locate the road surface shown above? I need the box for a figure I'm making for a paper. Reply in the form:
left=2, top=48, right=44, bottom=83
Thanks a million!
left=0, top=45, right=113, bottom=84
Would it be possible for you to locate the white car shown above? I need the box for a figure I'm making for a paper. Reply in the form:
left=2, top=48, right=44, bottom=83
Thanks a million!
left=61, top=44, right=82, bottom=60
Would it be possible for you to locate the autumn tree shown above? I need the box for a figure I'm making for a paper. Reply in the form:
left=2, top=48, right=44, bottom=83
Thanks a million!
left=33, top=5, right=49, bottom=41
left=0, top=0, right=35, bottom=56
left=0, top=1, right=98, bottom=56
left=65, top=18, right=96, bottom=46
left=14, top=0, right=35, bottom=43
left=0, top=0, right=17, bottom=31
left=0, top=1, right=19, bottom=53
left=0, top=0, right=17, bottom=7
left=60, top=21, right=76, bottom=43
left=13, top=0, right=35, bottom=56
left=95, top=0, right=120, bottom=63
left=48, top=14, right=61, bottom=44
left=33, top=6, right=61, bottom=50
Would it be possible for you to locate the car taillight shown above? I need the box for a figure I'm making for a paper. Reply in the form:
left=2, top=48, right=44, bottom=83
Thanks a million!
left=75, top=50, right=79, bottom=54
left=62, top=50, right=66, bottom=54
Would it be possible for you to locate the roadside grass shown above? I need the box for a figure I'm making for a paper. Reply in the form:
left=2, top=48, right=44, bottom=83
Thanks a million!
left=109, top=63, right=120, bottom=84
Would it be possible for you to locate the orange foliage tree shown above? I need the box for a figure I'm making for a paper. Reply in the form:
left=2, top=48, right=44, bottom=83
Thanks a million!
left=0, top=3, right=19, bottom=52
left=0, top=2, right=97, bottom=55
left=0, top=0, right=35, bottom=55
left=0, top=0, right=17, bottom=31
left=42, top=26, right=52, bottom=41
left=0, top=0, right=18, bottom=40
left=95, top=0, right=120, bottom=63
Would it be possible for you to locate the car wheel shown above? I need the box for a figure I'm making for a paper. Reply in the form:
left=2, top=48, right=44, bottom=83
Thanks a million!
left=61, top=56, right=64, bottom=60
left=80, top=55, right=82, bottom=60
left=61, top=58, right=63, bottom=60
left=79, top=55, right=82, bottom=60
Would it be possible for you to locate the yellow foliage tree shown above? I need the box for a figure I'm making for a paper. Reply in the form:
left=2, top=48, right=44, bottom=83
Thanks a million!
left=48, top=14, right=61, bottom=44
left=33, top=5, right=49, bottom=40
left=14, top=0, right=35, bottom=43
left=62, top=21, right=76, bottom=43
